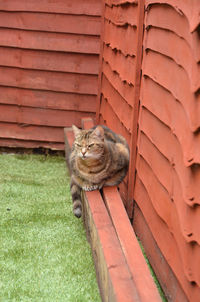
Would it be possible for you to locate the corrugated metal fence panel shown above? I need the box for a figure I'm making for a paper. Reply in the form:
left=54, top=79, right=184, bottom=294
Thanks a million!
left=134, top=1, right=200, bottom=301
left=0, top=0, right=101, bottom=149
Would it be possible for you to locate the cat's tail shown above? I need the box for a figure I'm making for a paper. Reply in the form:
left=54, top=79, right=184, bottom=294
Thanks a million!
left=70, top=176, right=82, bottom=218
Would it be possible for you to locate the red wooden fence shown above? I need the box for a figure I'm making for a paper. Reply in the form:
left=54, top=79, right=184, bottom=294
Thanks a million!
left=134, top=1, right=200, bottom=301
left=97, top=0, right=200, bottom=301
left=0, top=0, right=101, bottom=149
left=1, top=1, right=200, bottom=301
left=96, top=0, right=143, bottom=206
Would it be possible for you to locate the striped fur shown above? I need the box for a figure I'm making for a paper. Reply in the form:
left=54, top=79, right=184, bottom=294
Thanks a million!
left=69, top=125, right=129, bottom=218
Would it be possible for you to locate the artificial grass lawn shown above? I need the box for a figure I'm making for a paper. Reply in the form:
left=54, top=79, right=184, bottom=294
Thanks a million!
left=0, top=154, right=101, bottom=302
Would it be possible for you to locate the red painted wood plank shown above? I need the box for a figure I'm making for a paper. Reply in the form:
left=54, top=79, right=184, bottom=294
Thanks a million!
left=99, top=96, right=131, bottom=144
left=145, top=3, right=200, bottom=62
left=136, top=153, right=200, bottom=287
left=143, top=50, right=200, bottom=132
left=0, top=47, right=99, bottom=75
left=103, top=186, right=162, bottom=302
left=136, top=154, right=172, bottom=227
left=105, top=0, right=138, bottom=6
left=138, top=131, right=200, bottom=246
left=141, top=78, right=200, bottom=204
left=102, top=60, right=135, bottom=106
left=0, top=28, right=100, bottom=54
left=0, top=104, right=95, bottom=128
left=103, top=19, right=137, bottom=56
left=144, top=27, right=199, bottom=93
left=104, top=3, right=137, bottom=27
left=0, top=0, right=102, bottom=16
left=101, top=74, right=132, bottom=131
left=0, top=138, right=64, bottom=150
left=84, top=190, right=140, bottom=302
left=138, top=131, right=171, bottom=199
left=133, top=204, right=189, bottom=302
left=0, top=12, right=101, bottom=35
left=103, top=44, right=136, bottom=84
left=146, top=0, right=200, bottom=34
left=141, top=76, right=200, bottom=167
left=134, top=176, right=200, bottom=302
left=127, top=0, right=145, bottom=217
left=95, top=0, right=105, bottom=125
left=139, top=107, right=200, bottom=204
left=0, top=122, right=64, bottom=143
left=0, top=67, right=98, bottom=95
left=0, top=87, right=97, bottom=113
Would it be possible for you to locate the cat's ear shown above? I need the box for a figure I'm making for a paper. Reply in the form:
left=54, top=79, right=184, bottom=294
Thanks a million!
left=72, top=125, right=81, bottom=137
left=92, top=126, right=104, bottom=140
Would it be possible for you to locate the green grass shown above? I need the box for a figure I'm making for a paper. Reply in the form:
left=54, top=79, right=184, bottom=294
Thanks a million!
left=138, top=239, right=168, bottom=302
left=0, top=154, right=101, bottom=302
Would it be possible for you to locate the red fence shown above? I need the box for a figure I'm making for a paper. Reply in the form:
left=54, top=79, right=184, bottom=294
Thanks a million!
left=1, top=1, right=200, bottom=301
left=0, top=0, right=101, bottom=149
left=97, top=0, right=200, bottom=301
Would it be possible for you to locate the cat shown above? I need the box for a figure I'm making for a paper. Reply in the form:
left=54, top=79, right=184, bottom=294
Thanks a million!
left=69, top=125, right=129, bottom=218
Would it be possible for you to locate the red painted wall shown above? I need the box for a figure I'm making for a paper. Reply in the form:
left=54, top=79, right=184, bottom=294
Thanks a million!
left=97, top=0, right=200, bottom=301
left=0, top=0, right=101, bottom=149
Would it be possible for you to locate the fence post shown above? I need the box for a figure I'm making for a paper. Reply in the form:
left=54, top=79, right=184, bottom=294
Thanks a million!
left=127, top=0, right=145, bottom=218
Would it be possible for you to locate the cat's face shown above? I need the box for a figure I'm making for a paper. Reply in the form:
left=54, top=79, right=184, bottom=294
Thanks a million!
left=72, top=125, right=105, bottom=160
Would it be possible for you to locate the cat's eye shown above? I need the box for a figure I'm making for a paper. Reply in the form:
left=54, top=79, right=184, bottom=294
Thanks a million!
left=75, top=143, right=81, bottom=147
left=88, top=143, right=94, bottom=148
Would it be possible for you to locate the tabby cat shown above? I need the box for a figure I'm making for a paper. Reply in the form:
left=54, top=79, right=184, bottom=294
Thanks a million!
left=69, top=125, right=129, bottom=218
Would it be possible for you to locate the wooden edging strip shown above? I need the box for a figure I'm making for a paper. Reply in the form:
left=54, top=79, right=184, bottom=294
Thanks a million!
left=83, top=190, right=140, bottom=302
left=103, top=186, right=162, bottom=302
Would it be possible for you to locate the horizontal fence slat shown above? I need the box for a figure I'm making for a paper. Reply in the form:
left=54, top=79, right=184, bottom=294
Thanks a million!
left=0, top=0, right=102, bottom=16
left=0, top=66, right=98, bottom=95
left=0, top=122, right=64, bottom=143
left=0, top=12, right=101, bottom=35
left=0, top=104, right=95, bottom=128
left=0, top=47, right=99, bottom=75
left=0, top=28, right=100, bottom=54
left=0, top=87, right=97, bottom=112
left=0, top=138, right=64, bottom=150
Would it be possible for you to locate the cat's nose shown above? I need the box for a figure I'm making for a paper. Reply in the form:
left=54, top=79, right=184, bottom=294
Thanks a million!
left=81, top=148, right=87, bottom=156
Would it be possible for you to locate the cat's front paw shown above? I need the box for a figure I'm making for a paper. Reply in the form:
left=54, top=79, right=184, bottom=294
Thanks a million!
left=82, top=184, right=99, bottom=191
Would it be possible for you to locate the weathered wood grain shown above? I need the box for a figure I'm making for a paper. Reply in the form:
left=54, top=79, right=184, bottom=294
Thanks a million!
left=0, top=0, right=102, bottom=16
left=0, top=12, right=101, bottom=35
left=0, top=28, right=100, bottom=54
left=0, top=67, right=98, bottom=95
left=0, top=47, right=99, bottom=75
